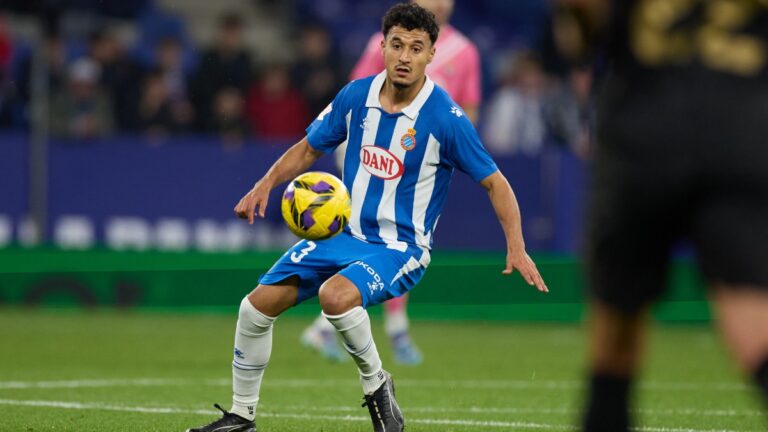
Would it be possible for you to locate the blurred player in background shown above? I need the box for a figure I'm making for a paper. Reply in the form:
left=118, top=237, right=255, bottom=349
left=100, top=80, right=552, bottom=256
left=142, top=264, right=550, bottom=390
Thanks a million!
left=186, top=4, right=546, bottom=432
left=302, top=0, right=482, bottom=366
left=553, top=1, right=768, bottom=430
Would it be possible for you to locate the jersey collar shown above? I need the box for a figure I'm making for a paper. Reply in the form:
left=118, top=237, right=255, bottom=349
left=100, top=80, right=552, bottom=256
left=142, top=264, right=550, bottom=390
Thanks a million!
left=365, top=70, right=435, bottom=120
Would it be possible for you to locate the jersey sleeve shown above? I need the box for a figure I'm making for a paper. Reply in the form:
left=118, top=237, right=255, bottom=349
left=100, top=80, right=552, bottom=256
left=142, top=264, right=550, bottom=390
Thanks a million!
left=442, top=109, right=498, bottom=182
left=349, top=33, right=386, bottom=80
left=305, top=83, right=353, bottom=153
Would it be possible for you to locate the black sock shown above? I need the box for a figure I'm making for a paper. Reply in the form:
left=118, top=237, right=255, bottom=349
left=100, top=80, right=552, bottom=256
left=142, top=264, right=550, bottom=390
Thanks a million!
left=754, top=356, right=768, bottom=402
left=582, top=372, right=632, bottom=432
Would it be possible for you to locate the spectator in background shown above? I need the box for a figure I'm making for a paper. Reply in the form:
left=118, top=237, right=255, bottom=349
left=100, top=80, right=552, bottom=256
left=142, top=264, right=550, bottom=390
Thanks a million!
left=153, top=36, right=194, bottom=129
left=246, top=64, right=308, bottom=141
left=191, top=12, right=253, bottom=131
left=542, top=65, right=594, bottom=158
left=88, top=28, right=143, bottom=132
left=17, top=31, right=69, bottom=107
left=292, top=24, right=343, bottom=120
left=483, top=52, right=547, bottom=156
left=49, top=58, right=113, bottom=139
left=210, top=86, right=248, bottom=148
left=138, top=69, right=180, bottom=138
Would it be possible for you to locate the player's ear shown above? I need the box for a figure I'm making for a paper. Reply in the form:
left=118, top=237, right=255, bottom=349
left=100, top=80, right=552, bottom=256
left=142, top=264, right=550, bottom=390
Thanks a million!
left=428, top=45, right=436, bottom=63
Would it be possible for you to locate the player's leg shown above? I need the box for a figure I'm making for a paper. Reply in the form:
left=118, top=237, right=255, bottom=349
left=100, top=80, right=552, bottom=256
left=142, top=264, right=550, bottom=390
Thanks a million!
left=581, top=142, right=678, bottom=432
left=321, top=245, right=426, bottom=432
left=582, top=301, right=649, bottom=432
left=231, top=280, right=299, bottom=418
left=693, top=159, right=768, bottom=404
left=319, top=274, right=387, bottom=391
left=711, top=287, right=768, bottom=401
left=188, top=237, right=338, bottom=432
left=187, top=279, right=298, bottom=432
left=384, top=294, right=423, bottom=365
left=582, top=249, right=667, bottom=432
left=319, top=274, right=404, bottom=432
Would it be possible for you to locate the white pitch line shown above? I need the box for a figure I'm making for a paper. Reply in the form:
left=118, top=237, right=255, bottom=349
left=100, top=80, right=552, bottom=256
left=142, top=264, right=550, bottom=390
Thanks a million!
left=0, top=378, right=193, bottom=389
left=0, top=399, right=757, bottom=432
left=1, top=379, right=761, bottom=419
left=0, top=378, right=245, bottom=389
left=0, top=399, right=573, bottom=430
left=269, top=404, right=766, bottom=418
left=0, top=377, right=754, bottom=392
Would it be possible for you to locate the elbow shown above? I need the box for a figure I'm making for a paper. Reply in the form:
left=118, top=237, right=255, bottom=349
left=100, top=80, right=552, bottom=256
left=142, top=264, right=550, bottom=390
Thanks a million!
left=481, top=171, right=509, bottom=193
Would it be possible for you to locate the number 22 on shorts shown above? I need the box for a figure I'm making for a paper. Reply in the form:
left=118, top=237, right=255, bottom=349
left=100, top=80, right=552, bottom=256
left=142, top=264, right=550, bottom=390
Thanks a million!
left=290, top=241, right=317, bottom=263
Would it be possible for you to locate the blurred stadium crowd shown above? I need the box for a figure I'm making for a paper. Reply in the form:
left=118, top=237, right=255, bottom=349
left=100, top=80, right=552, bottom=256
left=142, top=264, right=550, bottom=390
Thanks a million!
left=0, top=0, right=593, bottom=156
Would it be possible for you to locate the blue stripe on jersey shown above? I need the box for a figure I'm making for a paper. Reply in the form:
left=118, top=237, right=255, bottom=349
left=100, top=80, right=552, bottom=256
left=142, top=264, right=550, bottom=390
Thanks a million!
left=358, top=111, right=398, bottom=242
left=343, top=111, right=362, bottom=187
left=423, top=164, right=454, bottom=248
left=394, top=115, right=430, bottom=246
left=341, top=110, right=360, bottom=237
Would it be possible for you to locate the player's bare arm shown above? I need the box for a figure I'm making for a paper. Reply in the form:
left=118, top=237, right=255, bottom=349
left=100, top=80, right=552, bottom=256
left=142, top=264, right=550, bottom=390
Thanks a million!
left=234, top=137, right=324, bottom=224
left=481, top=171, right=548, bottom=293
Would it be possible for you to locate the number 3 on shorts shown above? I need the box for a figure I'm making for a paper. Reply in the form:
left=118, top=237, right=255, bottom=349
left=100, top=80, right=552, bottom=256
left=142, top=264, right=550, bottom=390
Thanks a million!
left=290, top=241, right=317, bottom=263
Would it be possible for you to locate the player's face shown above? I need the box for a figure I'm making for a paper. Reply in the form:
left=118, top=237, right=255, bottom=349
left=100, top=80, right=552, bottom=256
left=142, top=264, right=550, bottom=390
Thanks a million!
left=413, top=0, right=454, bottom=26
left=382, top=26, right=435, bottom=89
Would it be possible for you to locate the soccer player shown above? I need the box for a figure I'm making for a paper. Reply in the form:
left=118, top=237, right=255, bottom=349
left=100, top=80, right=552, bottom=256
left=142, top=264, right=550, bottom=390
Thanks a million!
left=186, top=4, right=547, bottom=432
left=552, top=1, right=768, bottom=430
left=302, top=0, right=482, bottom=366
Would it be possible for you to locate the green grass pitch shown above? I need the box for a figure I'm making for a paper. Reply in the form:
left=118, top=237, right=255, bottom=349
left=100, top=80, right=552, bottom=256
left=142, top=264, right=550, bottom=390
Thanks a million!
left=0, top=308, right=764, bottom=431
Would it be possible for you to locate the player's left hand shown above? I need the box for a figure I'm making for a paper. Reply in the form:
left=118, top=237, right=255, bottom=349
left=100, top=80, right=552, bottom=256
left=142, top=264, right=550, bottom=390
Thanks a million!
left=503, top=249, right=548, bottom=293
left=234, top=179, right=272, bottom=224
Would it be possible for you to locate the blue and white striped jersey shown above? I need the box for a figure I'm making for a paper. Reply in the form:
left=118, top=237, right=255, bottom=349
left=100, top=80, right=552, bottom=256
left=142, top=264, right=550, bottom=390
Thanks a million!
left=306, top=71, right=498, bottom=251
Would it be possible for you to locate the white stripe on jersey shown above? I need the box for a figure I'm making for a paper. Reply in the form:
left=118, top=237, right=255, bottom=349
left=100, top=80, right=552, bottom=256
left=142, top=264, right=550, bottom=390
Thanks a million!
left=413, top=134, right=441, bottom=247
left=377, top=115, right=416, bottom=253
left=348, top=108, right=382, bottom=240
left=390, top=248, right=432, bottom=284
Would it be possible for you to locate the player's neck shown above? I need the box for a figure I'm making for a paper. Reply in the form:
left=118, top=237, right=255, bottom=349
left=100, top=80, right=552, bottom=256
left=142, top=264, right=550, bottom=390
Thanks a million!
left=380, top=76, right=426, bottom=114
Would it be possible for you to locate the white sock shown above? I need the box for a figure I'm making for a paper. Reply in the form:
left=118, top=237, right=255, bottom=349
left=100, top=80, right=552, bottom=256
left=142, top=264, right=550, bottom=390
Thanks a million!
left=311, top=312, right=336, bottom=332
left=384, top=308, right=409, bottom=337
left=324, top=306, right=386, bottom=395
left=231, top=297, right=275, bottom=421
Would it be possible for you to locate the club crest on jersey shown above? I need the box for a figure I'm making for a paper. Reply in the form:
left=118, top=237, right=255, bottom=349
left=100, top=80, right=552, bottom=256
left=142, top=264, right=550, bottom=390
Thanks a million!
left=400, top=128, right=417, bottom=151
left=360, top=145, right=404, bottom=180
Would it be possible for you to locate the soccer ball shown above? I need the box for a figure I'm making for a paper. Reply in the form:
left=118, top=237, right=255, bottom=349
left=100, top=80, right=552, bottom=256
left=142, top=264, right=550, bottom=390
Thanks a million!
left=281, top=171, right=351, bottom=240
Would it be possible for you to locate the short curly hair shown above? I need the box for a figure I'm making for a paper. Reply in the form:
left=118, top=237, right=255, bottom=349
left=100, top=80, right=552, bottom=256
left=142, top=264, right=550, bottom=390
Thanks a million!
left=382, top=3, right=440, bottom=45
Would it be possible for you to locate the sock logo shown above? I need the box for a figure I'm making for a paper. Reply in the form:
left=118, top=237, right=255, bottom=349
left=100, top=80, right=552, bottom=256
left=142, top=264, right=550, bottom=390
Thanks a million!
left=234, top=347, right=246, bottom=360
left=248, top=406, right=254, bottom=415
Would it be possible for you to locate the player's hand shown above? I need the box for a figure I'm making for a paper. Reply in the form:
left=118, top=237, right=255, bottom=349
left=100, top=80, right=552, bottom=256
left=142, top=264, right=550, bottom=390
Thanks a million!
left=503, top=248, right=548, bottom=293
left=234, top=179, right=272, bottom=224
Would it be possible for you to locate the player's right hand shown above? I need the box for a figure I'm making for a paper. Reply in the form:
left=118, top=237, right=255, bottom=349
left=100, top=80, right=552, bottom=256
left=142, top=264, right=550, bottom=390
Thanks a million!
left=234, top=180, right=271, bottom=224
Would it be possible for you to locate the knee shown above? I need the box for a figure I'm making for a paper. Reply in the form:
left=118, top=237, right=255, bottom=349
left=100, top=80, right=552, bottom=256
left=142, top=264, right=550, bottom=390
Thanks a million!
left=319, top=282, right=359, bottom=315
left=238, top=297, right=276, bottom=336
left=246, top=282, right=297, bottom=317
